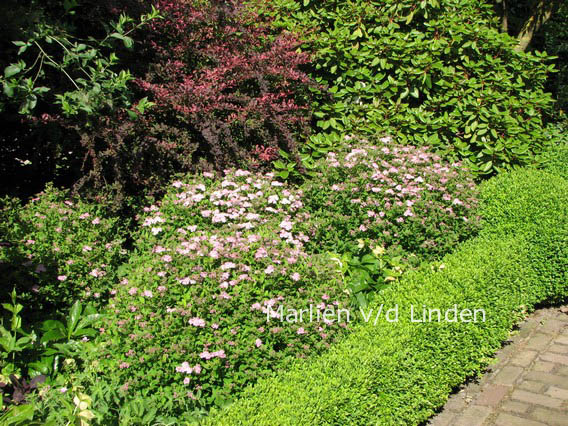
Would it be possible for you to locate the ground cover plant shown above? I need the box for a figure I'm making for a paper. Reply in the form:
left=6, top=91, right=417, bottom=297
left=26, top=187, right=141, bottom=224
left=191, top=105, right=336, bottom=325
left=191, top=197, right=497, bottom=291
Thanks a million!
left=205, top=167, right=568, bottom=425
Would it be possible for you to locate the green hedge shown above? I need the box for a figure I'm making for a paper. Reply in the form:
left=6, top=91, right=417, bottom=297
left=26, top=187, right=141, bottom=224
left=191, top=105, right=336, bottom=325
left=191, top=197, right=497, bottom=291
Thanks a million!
left=542, top=140, right=568, bottom=180
left=205, top=169, right=568, bottom=425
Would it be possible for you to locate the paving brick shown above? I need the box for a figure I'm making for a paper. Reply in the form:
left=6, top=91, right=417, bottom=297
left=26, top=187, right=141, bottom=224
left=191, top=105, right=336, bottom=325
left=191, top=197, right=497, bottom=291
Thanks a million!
left=526, top=333, right=554, bottom=350
left=518, top=321, right=539, bottom=338
left=475, top=384, right=509, bottom=406
left=519, top=380, right=546, bottom=393
left=510, top=389, right=564, bottom=408
left=428, top=410, right=455, bottom=426
left=442, top=395, right=467, bottom=412
left=501, top=400, right=530, bottom=414
left=549, top=344, right=568, bottom=354
left=525, top=372, right=568, bottom=389
left=557, top=366, right=568, bottom=376
left=495, top=413, right=546, bottom=426
left=511, top=350, right=538, bottom=367
left=540, top=319, right=567, bottom=334
left=453, top=405, right=492, bottom=426
left=494, top=366, right=524, bottom=385
left=533, top=361, right=556, bottom=373
left=496, top=342, right=517, bottom=361
left=545, top=386, right=568, bottom=400
left=530, top=407, right=568, bottom=426
left=556, top=335, right=568, bottom=345
left=540, top=352, right=568, bottom=365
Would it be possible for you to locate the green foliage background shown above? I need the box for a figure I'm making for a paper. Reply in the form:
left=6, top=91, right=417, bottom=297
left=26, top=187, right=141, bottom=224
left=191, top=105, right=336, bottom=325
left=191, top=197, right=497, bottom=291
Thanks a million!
left=261, top=0, right=559, bottom=175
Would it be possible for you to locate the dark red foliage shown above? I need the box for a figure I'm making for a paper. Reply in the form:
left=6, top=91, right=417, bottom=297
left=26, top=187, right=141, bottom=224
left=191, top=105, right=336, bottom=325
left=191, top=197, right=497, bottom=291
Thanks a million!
left=136, top=0, right=315, bottom=171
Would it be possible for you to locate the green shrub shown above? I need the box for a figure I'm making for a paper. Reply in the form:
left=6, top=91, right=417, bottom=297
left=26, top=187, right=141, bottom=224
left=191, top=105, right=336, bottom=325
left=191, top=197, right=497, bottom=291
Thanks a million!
left=205, top=168, right=568, bottom=425
left=0, top=185, right=125, bottom=317
left=260, top=0, right=558, bottom=174
left=541, top=139, right=568, bottom=180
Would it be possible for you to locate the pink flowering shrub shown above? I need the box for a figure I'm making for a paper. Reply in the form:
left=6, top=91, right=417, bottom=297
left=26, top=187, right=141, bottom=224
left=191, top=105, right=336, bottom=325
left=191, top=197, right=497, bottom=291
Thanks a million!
left=301, top=136, right=481, bottom=259
left=93, top=170, right=351, bottom=417
left=0, top=185, right=125, bottom=316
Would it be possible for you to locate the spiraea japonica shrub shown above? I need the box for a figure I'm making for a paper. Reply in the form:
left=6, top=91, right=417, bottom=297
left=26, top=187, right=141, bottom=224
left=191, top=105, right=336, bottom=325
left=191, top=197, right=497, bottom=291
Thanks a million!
left=88, top=170, right=351, bottom=419
left=302, top=136, right=481, bottom=258
left=0, top=185, right=125, bottom=317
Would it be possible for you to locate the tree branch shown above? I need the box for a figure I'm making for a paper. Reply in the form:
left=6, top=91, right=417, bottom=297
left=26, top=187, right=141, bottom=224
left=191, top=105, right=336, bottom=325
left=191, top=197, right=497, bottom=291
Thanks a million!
left=501, top=0, right=508, bottom=34
left=515, top=0, right=561, bottom=52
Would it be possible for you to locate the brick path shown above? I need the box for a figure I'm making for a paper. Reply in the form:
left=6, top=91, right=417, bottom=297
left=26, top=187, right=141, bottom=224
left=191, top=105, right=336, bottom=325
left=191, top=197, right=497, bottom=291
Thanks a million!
left=430, top=306, right=568, bottom=426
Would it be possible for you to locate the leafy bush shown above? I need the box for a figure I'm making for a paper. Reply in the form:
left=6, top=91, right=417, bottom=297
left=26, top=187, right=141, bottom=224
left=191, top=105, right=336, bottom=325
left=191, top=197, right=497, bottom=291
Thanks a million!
left=50, top=169, right=353, bottom=422
left=302, top=136, right=481, bottom=258
left=0, top=185, right=125, bottom=317
left=542, top=138, right=568, bottom=180
left=135, top=0, right=315, bottom=172
left=0, top=0, right=315, bottom=205
left=0, top=0, right=159, bottom=200
left=0, top=295, right=105, bottom=425
left=261, top=0, right=558, bottom=174
left=205, top=168, right=568, bottom=424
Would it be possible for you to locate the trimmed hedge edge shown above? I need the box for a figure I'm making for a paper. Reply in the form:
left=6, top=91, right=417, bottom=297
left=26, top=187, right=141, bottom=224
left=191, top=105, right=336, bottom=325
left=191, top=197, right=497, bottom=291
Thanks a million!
left=204, top=169, right=568, bottom=425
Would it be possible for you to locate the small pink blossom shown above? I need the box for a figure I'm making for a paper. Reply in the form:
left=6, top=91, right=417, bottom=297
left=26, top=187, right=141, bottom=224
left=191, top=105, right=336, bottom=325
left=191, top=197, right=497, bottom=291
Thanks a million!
left=188, top=317, right=206, bottom=327
left=255, top=247, right=268, bottom=259
left=221, top=262, right=237, bottom=270
left=255, top=338, right=263, bottom=348
left=90, top=268, right=105, bottom=278
left=57, top=275, right=67, bottom=281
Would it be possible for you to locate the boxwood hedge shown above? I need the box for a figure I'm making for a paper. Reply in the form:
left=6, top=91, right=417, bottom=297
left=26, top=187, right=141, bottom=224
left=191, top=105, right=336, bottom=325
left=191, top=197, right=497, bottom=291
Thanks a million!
left=205, top=168, right=568, bottom=425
